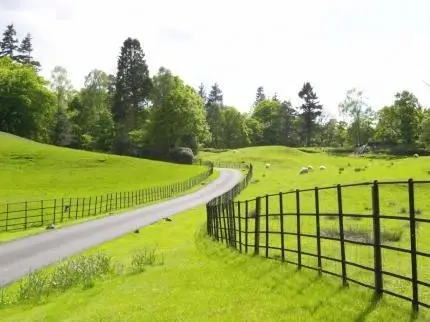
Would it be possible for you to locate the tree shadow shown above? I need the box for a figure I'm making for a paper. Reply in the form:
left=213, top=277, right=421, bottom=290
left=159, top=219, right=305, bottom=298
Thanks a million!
left=354, top=293, right=382, bottom=322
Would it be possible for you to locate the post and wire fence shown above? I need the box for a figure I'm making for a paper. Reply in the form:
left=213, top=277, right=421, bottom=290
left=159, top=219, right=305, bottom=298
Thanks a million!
left=206, top=176, right=430, bottom=313
left=0, top=163, right=215, bottom=233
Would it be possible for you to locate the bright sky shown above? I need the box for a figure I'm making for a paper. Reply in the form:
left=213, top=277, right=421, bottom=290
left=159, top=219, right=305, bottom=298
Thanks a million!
left=1, top=0, right=430, bottom=116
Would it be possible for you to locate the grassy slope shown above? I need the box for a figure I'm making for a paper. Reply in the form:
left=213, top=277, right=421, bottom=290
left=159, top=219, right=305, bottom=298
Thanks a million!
left=1, top=206, right=426, bottom=322
left=0, top=132, right=206, bottom=203
left=1, top=146, right=429, bottom=320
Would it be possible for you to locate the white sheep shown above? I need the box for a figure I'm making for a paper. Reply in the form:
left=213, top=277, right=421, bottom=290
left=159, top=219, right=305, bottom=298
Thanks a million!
left=413, top=153, right=419, bottom=158
left=299, top=167, right=309, bottom=175
left=265, top=163, right=271, bottom=169
left=307, top=165, right=313, bottom=171
left=319, top=165, right=326, bottom=170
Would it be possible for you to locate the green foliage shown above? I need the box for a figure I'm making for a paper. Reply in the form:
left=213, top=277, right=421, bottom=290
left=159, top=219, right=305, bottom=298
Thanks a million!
left=0, top=57, right=55, bottom=141
left=420, top=111, right=430, bottom=148
left=112, top=37, right=151, bottom=154
left=50, top=107, right=72, bottom=146
left=168, top=147, right=194, bottom=164
left=298, top=82, right=323, bottom=146
left=0, top=24, right=18, bottom=58
left=254, top=86, right=265, bottom=105
left=130, top=247, right=163, bottom=273
left=149, top=67, right=210, bottom=153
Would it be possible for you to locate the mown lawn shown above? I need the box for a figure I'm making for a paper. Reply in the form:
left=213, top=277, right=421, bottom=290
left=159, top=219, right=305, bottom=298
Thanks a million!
left=1, top=206, right=427, bottom=321
left=0, top=132, right=206, bottom=204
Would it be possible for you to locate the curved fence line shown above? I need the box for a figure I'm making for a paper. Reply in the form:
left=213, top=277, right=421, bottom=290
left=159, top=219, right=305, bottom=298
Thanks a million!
left=206, top=171, right=430, bottom=313
left=0, top=162, right=215, bottom=233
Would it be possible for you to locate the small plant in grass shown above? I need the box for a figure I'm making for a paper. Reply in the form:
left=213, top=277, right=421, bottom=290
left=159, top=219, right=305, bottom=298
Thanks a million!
left=0, top=283, right=10, bottom=306
left=415, top=208, right=422, bottom=215
left=18, top=271, right=49, bottom=301
left=130, top=247, right=162, bottom=274
left=381, top=229, right=402, bottom=242
left=399, top=207, right=407, bottom=214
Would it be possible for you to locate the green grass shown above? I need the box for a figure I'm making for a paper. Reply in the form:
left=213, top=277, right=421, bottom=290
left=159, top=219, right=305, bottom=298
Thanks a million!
left=0, top=171, right=220, bottom=244
left=1, top=145, right=429, bottom=320
left=1, top=206, right=427, bottom=321
left=0, top=132, right=206, bottom=203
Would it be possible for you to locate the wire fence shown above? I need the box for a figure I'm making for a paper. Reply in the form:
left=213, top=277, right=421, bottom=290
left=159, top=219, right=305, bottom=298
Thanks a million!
left=0, top=163, right=214, bottom=233
left=206, top=178, right=430, bottom=313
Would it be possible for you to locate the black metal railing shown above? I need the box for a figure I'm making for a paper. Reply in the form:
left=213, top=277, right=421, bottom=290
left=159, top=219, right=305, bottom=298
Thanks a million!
left=0, top=163, right=215, bottom=232
left=206, top=178, right=430, bottom=313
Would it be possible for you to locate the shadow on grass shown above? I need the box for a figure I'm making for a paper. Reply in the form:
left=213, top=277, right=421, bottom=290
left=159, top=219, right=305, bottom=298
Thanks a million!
left=354, top=293, right=382, bottom=322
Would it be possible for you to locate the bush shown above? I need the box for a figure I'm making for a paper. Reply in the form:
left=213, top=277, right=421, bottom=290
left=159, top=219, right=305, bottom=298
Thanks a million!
left=130, top=247, right=163, bottom=274
left=168, top=147, right=194, bottom=164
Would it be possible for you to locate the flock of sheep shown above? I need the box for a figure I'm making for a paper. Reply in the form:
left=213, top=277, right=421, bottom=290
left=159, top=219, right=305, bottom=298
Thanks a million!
left=264, top=163, right=326, bottom=174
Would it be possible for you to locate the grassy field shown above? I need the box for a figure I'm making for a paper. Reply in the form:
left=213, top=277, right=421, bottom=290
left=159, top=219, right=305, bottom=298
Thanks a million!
left=0, top=132, right=206, bottom=204
left=1, top=145, right=429, bottom=320
left=1, top=206, right=427, bottom=321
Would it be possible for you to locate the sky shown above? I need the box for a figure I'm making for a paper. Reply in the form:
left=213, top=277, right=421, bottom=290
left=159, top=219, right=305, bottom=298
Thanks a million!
left=1, top=0, right=430, bottom=117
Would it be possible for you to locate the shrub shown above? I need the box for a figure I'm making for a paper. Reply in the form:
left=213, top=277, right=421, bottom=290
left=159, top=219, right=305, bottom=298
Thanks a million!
left=168, top=147, right=194, bottom=164
left=18, top=271, right=49, bottom=301
left=130, top=247, right=162, bottom=274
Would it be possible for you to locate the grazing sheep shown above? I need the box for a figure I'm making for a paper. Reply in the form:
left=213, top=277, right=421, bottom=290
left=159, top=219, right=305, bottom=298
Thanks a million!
left=307, top=165, right=313, bottom=171
left=265, top=163, right=271, bottom=169
left=319, top=165, right=326, bottom=170
left=46, top=223, right=55, bottom=230
left=299, top=167, right=309, bottom=175
left=413, top=153, right=419, bottom=158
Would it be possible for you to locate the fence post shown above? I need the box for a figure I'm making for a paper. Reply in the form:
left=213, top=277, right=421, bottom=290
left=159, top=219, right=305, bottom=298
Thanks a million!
left=115, top=192, right=118, bottom=210
left=408, top=179, right=419, bottom=313
left=106, top=194, right=109, bottom=213
left=265, top=194, right=269, bottom=258
left=88, top=197, right=92, bottom=216
left=245, top=200, right=249, bottom=254
left=24, top=201, right=28, bottom=230
left=5, top=204, right=9, bottom=231
left=61, top=198, right=64, bottom=222
left=296, top=190, right=301, bottom=269
left=222, top=203, right=229, bottom=246
left=231, top=200, right=237, bottom=249
left=372, top=181, right=383, bottom=297
left=238, top=201, right=242, bottom=253
left=41, top=200, right=44, bottom=226
left=315, top=187, right=322, bottom=275
left=337, top=184, right=348, bottom=286
left=68, top=198, right=72, bottom=220
left=254, top=197, right=261, bottom=255
left=81, top=198, right=85, bottom=218
left=75, top=198, right=79, bottom=219
left=279, top=193, right=285, bottom=262
left=53, top=199, right=57, bottom=224
left=100, top=195, right=103, bottom=213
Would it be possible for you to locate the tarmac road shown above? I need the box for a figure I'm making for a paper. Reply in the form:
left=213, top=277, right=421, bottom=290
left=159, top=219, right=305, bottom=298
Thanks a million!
left=0, top=168, right=242, bottom=285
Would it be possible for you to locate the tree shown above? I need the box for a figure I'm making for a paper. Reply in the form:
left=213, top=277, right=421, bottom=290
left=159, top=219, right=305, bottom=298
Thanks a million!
left=255, top=86, right=265, bottom=105
left=252, top=99, right=281, bottom=145
left=374, top=106, right=399, bottom=145
left=16, top=33, right=40, bottom=68
left=0, top=24, right=18, bottom=58
left=50, top=66, right=73, bottom=110
left=298, top=82, right=323, bottom=146
left=393, top=91, right=422, bottom=145
left=51, top=107, right=72, bottom=146
left=0, top=57, right=55, bottom=141
left=206, top=103, right=224, bottom=148
left=277, top=100, right=299, bottom=146
left=112, top=38, right=152, bottom=153
left=220, top=107, right=249, bottom=148
left=339, top=88, right=372, bottom=146
left=206, top=83, right=223, bottom=106
left=420, top=111, right=430, bottom=148
left=198, top=83, right=206, bottom=101
left=148, top=67, right=210, bottom=153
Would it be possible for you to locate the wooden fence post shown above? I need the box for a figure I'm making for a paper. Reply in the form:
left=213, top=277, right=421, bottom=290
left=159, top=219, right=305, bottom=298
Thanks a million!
left=24, top=201, right=28, bottom=230
left=238, top=201, right=242, bottom=253
left=372, top=181, right=383, bottom=297
left=315, top=187, right=322, bottom=274
left=61, top=198, right=64, bottom=222
left=408, top=179, right=419, bottom=313
left=265, top=194, right=269, bottom=258
left=53, top=199, right=57, bottom=224
left=245, top=200, right=249, bottom=254
left=337, top=185, right=348, bottom=286
left=41, top=200, right=44, bottom=226
left=296, top=190, right=301, bottom=269
left=279, top=193, right=285, bottom=262
left=254, top=197, right=261, bottom=255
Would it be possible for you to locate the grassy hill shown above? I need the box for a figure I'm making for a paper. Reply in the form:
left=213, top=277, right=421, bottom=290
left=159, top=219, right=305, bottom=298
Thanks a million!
left=1, top=145, right=429, bottom=321
left=0, top=132, right=206, bottom=204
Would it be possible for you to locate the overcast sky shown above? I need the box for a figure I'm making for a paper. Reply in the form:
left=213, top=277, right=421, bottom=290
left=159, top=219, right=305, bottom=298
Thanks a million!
left=1, top=0, right=430, bottom=116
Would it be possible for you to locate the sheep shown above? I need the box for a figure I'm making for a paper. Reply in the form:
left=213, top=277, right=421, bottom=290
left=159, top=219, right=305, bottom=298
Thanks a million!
left=233, top=149, right=238, bottom=153
left=299, top=167, right=309, bottom=175
left=307, top=165, right=313, bottom=171
left=265, top=163, right=271, bottom=169
left=413, top=153, right=419, bottom=158
left=319, top=165, right=326, bottom=170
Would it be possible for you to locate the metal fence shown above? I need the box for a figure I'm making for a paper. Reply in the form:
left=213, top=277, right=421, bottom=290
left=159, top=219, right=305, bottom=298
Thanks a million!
left=206, top=179, right=430, bottom=313
left=0, top=165, right=214, bottom=232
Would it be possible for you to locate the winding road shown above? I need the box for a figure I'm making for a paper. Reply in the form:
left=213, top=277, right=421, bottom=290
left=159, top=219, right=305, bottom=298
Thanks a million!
left=0, top=168, right=242, bottom=285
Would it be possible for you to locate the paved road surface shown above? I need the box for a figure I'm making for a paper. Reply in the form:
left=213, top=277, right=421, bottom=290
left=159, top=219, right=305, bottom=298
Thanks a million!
left=0, top=168, right=242, bottom=285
